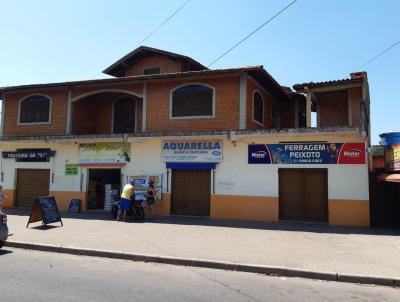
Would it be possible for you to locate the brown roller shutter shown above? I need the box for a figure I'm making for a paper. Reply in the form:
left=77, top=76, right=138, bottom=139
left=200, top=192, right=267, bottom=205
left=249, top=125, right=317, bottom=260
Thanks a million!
left=279, top=168, right=327, bottom=222
left=16, top=169, right=50, bottom=208
left=171, top=169, right=210, bottom=216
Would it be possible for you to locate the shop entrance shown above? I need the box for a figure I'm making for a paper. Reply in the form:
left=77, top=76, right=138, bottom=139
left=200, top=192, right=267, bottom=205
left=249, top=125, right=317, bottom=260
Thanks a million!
left=279, top=168, right=328, bottom=222
left=87, top=169, right=121, bottom=210
left=171, top=169, right=211, bottom=216
left=15, top=169, right=50, bottom=208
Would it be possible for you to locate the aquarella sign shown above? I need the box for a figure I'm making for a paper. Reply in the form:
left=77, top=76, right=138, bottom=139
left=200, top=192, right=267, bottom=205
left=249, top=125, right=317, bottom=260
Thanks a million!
left=161, top=140, right=223, bottom=162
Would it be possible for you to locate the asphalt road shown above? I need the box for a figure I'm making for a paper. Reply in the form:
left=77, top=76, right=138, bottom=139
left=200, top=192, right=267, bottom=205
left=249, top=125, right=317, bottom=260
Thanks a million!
left=0, top=248, right=398, bottom=302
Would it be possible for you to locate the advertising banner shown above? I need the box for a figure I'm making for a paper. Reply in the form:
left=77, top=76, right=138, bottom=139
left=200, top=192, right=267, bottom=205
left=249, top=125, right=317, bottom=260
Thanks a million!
left=161, top=140, right=222, bottom=163
left=248, top=143, right=365, bottom=164
left=384, top=144, right=400, bottom=171
left=65, top=164, right=79, bottom=176
left=78, top=142, right=131, bottom=164
left=129, top=175, right=162, bottom=201
left=2, top=150, right=56, bottom=159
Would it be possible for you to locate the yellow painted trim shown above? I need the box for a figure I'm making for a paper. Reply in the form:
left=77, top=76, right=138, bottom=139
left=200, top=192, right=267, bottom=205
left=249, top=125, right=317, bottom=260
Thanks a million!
left=154, top=192, right=171, bottom=216
left=49, top=191, right=87, bottom=212
left=211, top=194, right=278, bottom=222
left=329, top=199, right=370, bottom=227
left=2, top=189, right=15, bottom=209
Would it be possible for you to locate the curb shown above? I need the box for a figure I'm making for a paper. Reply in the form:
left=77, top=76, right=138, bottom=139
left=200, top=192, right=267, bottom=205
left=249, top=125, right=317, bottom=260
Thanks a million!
left=5, top=240, right=399, bottom=287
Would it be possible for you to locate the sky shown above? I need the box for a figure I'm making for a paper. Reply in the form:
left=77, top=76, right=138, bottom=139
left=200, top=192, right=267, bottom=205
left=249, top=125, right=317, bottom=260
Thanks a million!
left=0, top=0, right=399, bottom=144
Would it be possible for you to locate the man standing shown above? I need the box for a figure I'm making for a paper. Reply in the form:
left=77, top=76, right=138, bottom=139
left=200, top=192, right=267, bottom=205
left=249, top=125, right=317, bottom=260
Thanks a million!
left=117, top=178, right=136, bottom=222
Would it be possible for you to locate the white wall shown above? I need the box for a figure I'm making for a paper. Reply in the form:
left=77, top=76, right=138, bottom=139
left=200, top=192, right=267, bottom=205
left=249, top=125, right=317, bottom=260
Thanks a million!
left=0, top=137, right=369, bottom=201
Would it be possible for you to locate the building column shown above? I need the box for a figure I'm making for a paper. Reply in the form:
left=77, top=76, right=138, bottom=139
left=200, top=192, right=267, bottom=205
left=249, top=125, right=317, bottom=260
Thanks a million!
left=142, top=83, right=147, bottom=132
left=66, top=89, right=72, bottom=135
left=0, top=94, right=6, bottom=137
left=305, top=87, right=312, bottom=128
left=239, top=73, right=247, bottom=130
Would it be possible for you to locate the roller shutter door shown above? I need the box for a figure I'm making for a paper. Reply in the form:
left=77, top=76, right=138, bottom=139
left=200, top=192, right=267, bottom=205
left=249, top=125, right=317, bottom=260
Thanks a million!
left=171, top=169, right=210, bottom=216
left=279, top=169, right=327, bottom=222
left=16, top=169, right=50, bottom=208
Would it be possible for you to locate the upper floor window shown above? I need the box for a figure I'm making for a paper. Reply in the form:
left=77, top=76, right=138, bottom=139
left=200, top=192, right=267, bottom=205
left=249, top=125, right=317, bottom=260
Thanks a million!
left=113, top=97, right=136, bottom=134
left=252, top=91, right=264, bottom=125
left=171, top=84, right=214, bottom=118
left=143, top=67, right=160, bottom=75
left=19, top=95, right=51, bottom=124
left=271, top=102, right=278, bottom=121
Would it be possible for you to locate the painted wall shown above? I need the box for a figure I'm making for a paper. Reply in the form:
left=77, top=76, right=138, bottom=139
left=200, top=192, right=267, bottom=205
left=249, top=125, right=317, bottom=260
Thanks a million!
left=0, top=132, right=369, bottom=225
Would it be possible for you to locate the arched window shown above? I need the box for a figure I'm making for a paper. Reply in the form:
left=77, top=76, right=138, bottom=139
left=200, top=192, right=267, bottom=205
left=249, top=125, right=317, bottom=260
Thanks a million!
left=113, top=97, right=136, bottom=134
left=252, top=91, right=264, bottom=125
left=171, top=84, right=214, bottom=118
left=19, top=95, right=51, bottom=124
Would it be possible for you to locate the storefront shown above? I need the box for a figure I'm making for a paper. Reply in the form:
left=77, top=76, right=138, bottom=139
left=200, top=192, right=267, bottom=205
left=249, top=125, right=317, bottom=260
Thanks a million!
left=0, top=130, right=370, bottom=227
left=161, top=140, right=222, bottom=217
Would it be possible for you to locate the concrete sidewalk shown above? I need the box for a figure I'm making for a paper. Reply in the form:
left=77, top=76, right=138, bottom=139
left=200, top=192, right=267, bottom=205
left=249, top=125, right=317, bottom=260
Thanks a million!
left=4, top=210, right=400, bottom=285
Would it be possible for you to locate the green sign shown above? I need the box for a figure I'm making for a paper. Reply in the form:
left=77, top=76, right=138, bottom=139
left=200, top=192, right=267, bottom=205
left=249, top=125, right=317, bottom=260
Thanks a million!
left=65, top=164, right=79, bottom=176
left=78, top=142, right=131, bottom=164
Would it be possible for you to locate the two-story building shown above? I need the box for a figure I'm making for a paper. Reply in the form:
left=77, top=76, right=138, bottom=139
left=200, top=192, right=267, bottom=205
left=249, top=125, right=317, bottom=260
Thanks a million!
left=0, top=46, right=371, bottom=226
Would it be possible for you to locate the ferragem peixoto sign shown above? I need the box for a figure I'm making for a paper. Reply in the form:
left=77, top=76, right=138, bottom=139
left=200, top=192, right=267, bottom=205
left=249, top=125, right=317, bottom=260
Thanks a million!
left=248, top=143, right=365, bottom=164
left=161, top=140, right=223, bottom=162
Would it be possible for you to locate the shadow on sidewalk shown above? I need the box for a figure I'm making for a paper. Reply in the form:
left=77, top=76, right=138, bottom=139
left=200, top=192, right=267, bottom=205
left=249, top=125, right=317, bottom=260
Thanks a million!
left=6, top=208, right=400, bottom=236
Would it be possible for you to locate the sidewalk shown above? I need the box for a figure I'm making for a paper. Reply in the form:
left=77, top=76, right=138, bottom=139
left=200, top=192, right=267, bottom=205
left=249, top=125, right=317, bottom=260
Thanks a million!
left=4, top=210, right=400, bottom=284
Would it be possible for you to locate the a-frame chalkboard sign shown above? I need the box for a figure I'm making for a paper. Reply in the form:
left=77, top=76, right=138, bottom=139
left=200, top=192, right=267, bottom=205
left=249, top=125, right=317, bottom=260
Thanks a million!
left=26, top=196, right=63, bottom=228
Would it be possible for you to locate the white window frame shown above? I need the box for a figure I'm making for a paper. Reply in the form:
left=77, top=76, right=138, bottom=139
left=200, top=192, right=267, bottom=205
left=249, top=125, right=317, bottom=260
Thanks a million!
left=111, top=96, right=138, bottom=134
left=18, top=93, right=52, bottom=125
left=252, top=90, right=264, bottom=126
left=169, top=82, right=216, bottom=119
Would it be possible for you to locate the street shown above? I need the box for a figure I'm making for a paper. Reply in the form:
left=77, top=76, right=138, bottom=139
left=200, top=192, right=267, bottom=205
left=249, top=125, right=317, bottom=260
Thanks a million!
left=0, top=248, right=398, bottom=302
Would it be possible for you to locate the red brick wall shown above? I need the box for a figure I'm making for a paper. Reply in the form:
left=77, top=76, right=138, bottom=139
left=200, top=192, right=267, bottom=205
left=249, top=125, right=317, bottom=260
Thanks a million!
left=125, top=55, right=182, bottom=76
left=3, top=89, right=68, bottom=136
left=350, top=87, right=362, bottom=127
left=317, top=90, right=349, bottom=127
left=246, top=76, right=273, bottom=130
left=146, top=76, right=240, bottom=132
left=280, top=101, right=295, bottom=129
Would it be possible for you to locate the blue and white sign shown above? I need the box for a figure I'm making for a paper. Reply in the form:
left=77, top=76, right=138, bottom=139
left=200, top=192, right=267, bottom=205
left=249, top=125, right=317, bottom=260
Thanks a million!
left=161, top=140, right=223, bottom=162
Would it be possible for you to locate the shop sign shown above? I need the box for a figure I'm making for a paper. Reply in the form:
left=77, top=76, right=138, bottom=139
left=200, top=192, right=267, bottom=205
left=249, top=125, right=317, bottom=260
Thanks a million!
left=384, top=144, right=400, bottom=171
left=161, top=140, right=222, bottom=163
left=2, top=150, right=56, bottom=159
left=248, top=143, right=365, bottom=164
left=65, top=164, right=79, bottom=176
left=129, top=175, right=162, bottom=201
left=78, top=142, right=131, bottom=164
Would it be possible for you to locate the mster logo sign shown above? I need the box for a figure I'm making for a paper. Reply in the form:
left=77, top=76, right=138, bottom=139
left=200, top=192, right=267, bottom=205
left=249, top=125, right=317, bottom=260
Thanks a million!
left=343, top=149, right=361, bottom=158
left=251, top=151, right=268, bottom=159
left=338, top=143, right=365, bottom=164
left=248, top=145, right=271, bottom=164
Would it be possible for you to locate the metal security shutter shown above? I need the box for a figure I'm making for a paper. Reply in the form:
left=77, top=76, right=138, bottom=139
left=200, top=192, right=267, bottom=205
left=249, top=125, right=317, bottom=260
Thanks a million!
left=279, top=169, right=327, bottom=222
left=16, top=169, right=50, bottom=208
left=304, top=170, right=328, bottom=222
left=171, top=169, right=210, bottom=216
left=279, top=169, right=305, bottom=220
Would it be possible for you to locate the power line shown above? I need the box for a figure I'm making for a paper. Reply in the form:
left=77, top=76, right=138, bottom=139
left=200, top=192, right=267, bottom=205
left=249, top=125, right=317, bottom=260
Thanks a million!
left=356, top=39, right=400, bottom=70
left=207, top=0, right=299, bottom=68
left=139, top=0, right=192, bottom=45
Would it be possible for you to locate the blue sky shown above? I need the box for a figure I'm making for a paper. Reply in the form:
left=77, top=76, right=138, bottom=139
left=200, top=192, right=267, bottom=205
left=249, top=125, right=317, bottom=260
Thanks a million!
left=0, top=0, right=399, bottom=144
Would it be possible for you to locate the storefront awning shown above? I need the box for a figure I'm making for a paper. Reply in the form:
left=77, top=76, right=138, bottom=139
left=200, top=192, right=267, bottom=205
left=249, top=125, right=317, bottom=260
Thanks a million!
left=377, top=173, right=400, bottom=183
left=166, top=162, right=217, bottom=170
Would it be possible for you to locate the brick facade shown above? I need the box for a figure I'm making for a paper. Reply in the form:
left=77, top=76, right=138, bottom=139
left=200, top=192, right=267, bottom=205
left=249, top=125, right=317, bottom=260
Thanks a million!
left=246, top=76, right=272, bottom=130
left=3, top=89, right=68, bottom=136
left=317, top=90, right=349, bottom=128
left=125, top=55, right=183, bottom=76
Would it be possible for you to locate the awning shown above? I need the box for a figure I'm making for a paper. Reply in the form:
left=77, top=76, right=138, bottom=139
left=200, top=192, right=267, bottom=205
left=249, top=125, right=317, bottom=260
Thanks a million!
left=166, top=162, right=217, bottom=170
left=377, top=173, right=400, bottom=183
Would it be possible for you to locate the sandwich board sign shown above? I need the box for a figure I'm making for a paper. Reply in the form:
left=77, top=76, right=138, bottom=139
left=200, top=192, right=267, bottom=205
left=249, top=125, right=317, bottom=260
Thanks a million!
left=26, top=196, right=63, bottom=228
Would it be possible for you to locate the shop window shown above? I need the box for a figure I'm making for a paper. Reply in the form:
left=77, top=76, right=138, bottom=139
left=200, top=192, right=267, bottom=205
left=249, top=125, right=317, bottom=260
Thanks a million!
left=113, top=97, right=136, bottom=134
left=253, top=91, right=264, bottom=125
left=143, top=67, right=160, bottom=75
left=19, top=95, right=51, bottom=124
left=171, top=84, right=214, bottom=118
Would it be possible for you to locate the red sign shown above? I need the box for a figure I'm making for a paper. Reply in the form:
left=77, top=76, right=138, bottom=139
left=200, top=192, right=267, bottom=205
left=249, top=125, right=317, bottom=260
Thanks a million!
left=384, top=143, right=400, bottom=171
left=337, top=143, right=366, bottom=164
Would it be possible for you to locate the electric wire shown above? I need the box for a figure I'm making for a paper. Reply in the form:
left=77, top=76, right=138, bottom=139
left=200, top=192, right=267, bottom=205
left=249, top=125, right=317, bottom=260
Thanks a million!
left=355, top=39, right=400, bottom=70
left=207, top=0, right=299, bottom=68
